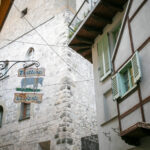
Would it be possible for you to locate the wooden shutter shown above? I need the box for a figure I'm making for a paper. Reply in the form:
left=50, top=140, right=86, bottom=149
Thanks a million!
left=103, top=33, right=111, bottom=73
left=97, top=39, right=104, bottom=78
left=112, top=73, right=121, bottom=100
left=131, top=51, right=141, bottom=83
left=20, top=103, right=30, bottom=119
left=26, top=103, right=30, bottom=118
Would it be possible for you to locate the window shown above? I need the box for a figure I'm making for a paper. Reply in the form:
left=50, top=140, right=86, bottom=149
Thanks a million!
left=97, top=22, right=122, bottom=81
left=19, top=103, right=30, bottom=120
left=21, top=8, right=28, bottom=18
left=108, top=22, right=121, bottom=56
left=97, top=33, right=111, bottom=81
left=120, top=62, right=135, bottom=95
left=26, top=47, right=34, bottom=60
left=112, top=23, right=121, bottom=46
left=0, top=106, right=3, bottom=127
left=112, top=52, right=141, bottom=100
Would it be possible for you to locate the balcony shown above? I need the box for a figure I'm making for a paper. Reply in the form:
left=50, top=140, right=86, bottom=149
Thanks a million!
left=68, top=0, right=127, bottom=62
left=121, top=122, right=150, bottom=146
left=69, top=0, right=98, bottom=39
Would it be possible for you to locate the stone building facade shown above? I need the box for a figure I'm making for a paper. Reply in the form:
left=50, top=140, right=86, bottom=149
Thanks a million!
left=0, top=0, right=97, bottom=150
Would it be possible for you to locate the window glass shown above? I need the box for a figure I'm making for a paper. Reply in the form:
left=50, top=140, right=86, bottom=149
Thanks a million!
left=120, top=64, right=135, bottom=95
left=97, top=33, right=111, bottom=81
left=123, top=70, right=129, bottom=92
left=26, top=47, right=34, bottom=60
left=20, top=103, right=30, bottom=120
left=112, top=52, right=141, bottom=100
left=112, top=23, right=121, bottom=45
left=108, top=22, right=121, bottom=57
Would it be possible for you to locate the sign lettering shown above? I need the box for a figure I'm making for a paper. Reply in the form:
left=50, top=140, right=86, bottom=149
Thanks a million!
left=14, top=93, right=43, bottom=103
left=18, top=68, right=45, bottom=77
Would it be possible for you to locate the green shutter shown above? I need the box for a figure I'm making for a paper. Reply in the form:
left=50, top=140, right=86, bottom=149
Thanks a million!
left=112, top=73, right=121, bottom=100
left=131, top=51, right=141, bottom=83
left=97, top=39, right=104, bottom=78
left=103, top=33, right=111, bottom=73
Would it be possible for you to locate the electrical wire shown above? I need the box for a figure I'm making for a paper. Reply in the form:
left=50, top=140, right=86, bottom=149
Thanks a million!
left=0, top=38, right=69, bottom=47
left=0, top=78, right=94, bottom=92
left=1, top=2, right=89, bottom=78
left=0, top=1, right=97, bottom=144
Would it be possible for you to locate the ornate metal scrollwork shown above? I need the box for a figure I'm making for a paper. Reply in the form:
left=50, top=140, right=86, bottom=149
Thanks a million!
left=0, top=60, right=40, bottom=79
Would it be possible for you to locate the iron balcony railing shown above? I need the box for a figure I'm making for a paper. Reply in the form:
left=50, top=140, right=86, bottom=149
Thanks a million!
left=68, top=0, right=98, bottom=39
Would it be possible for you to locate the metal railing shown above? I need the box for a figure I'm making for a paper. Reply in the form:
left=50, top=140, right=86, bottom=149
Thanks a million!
left=68, top=0, right=98, bottom=39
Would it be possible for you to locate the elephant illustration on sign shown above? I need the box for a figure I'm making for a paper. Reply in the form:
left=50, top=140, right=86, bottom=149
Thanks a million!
left=21, top=77, right=43, bottom=89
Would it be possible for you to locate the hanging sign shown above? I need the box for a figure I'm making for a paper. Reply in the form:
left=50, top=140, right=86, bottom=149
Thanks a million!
left=18, top=68, right=45, bottom=77
left=14, top=93, right=43, bottom=103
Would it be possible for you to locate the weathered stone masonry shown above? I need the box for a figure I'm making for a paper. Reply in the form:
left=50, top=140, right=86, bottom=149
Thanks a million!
left=0, top=0, right=97, bottom=150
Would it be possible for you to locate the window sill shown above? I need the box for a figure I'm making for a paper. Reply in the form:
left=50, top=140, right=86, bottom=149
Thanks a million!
left=19, top=116, right=30, bottom=121
left=121, top=84, right=137, bottom=99
left=100, top=70, right=111, bottom=82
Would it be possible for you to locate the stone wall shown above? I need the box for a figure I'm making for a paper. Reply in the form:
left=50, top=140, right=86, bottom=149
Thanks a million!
left=0, top=0, right=97, bottom=150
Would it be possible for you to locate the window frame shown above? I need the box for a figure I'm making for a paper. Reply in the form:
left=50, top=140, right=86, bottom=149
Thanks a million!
left=97, top=33, right=111, bottom=81
left=97, top=22, right=122, bottom=82
left=108, top=21, right=122, bottom=57
left=112, top=52, right=142, bottom=100
left=19, top=103, right=30, bottom=121
left=119, top=61, right=137, bottom=97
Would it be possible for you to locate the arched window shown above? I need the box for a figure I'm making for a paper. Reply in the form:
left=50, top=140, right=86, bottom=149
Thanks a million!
left=26, top=47, right=35, bottom=60
left=0, top=106, right=3, bottom=127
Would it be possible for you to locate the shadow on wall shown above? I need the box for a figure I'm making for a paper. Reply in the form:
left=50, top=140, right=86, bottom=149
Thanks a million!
left=38, top=141, right=50, bottom=150
left=81, top=135, right=99, bottom=150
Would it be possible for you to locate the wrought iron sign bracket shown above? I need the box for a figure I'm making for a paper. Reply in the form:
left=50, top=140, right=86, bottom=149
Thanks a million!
left=0, top=60, right=40, bottom=79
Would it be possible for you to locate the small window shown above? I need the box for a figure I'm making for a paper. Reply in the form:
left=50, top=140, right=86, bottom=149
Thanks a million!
left=25, top=47, right=35, bottom=67
left=19, top=103, right=30, bottom=120
left=97, top=33, right=111, bottom=81
left=26, top=47, right=34, bottom=58
left=120, top=63, right=135, bottom=95
left=112, top=23, right=121, bottom=46
left=0, top=106, right=3, bottom=127
left=21, top=8, right=28, bottom=18
left=112, top=52, right=141, bottom=100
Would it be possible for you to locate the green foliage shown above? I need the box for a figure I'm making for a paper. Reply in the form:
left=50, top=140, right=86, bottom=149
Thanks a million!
left=68, top=20, right=82, bottom=39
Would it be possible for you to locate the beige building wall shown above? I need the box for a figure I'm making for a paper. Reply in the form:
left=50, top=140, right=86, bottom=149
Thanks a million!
left=92, top=0, right=150, bottom=150
left=0, top=0, right=97, bottom=150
